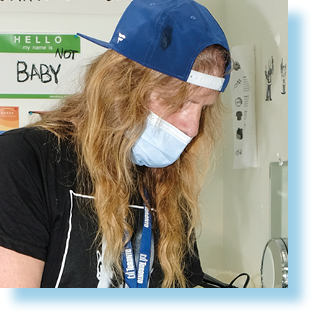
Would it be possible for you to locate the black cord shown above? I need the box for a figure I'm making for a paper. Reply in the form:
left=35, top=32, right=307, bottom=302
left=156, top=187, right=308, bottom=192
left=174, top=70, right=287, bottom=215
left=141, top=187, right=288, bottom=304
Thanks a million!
left=200, top=272, right=250, bottom=288
left=201, top=273, right=237, bottom=288
left=228, top=273, right=250, bottom=288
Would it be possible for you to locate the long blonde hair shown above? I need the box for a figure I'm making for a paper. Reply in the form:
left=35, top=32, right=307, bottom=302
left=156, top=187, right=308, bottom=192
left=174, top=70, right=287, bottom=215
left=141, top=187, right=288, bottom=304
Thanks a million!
left=32, top=45, right=229, bottom=287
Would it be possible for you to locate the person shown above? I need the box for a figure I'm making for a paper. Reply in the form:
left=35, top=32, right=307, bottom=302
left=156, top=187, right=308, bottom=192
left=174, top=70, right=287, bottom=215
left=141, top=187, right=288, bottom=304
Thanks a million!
left=0, top=0, right=231, bottom=288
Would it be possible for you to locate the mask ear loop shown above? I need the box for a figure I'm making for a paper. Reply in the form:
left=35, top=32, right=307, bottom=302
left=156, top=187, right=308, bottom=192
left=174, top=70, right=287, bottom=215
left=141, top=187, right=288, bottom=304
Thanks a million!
left=147, top=111, right=192, bottom=144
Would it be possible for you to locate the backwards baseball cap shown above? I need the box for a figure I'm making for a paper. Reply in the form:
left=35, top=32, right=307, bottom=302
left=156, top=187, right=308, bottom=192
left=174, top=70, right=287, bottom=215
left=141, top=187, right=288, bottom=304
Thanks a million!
left=78, top=0, right=230, bottom=92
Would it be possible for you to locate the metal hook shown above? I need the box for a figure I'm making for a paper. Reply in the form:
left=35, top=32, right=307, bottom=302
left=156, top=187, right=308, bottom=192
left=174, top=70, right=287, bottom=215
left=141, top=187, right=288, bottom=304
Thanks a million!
left=279, top=157, right=284, bottom=166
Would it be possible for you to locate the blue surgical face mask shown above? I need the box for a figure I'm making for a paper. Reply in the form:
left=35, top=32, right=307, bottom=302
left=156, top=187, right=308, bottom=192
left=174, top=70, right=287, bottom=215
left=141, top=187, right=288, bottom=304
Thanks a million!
left=131, top=111, right=192, bottom=168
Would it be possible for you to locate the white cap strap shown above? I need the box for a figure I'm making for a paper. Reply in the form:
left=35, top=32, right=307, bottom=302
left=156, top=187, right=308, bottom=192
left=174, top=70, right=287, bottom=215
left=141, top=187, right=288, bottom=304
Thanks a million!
left=187, top=70, right=225, bottom=91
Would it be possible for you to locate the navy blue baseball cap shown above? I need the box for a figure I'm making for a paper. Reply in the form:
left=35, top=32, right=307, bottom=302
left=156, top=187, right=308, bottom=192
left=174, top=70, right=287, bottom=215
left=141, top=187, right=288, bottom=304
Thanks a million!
left=78, top=0, right=230, bottom=92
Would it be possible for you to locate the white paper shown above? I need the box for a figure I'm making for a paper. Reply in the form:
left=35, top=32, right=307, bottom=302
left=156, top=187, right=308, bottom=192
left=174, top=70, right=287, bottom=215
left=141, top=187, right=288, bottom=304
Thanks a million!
left=230, top=44, right=257, bottom=169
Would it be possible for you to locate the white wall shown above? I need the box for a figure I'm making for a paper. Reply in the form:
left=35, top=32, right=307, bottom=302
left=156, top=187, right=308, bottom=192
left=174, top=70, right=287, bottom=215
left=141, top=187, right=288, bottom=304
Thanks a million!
left=198, top=0, right=288, bottom=288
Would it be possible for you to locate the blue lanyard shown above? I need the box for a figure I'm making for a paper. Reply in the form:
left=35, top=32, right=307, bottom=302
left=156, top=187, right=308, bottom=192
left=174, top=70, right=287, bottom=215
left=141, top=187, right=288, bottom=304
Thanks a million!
left=122, top=205, right=152, bottom=288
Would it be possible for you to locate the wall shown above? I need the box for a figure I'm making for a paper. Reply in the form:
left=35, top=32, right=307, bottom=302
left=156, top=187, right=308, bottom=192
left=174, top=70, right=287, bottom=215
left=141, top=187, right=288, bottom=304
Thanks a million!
left=198, top=0, right=288, bottom=287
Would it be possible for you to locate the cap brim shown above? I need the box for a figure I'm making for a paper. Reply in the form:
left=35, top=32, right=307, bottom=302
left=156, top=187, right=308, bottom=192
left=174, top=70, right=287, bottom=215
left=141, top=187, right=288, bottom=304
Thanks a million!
left=77, top=33, right=114, bottom=50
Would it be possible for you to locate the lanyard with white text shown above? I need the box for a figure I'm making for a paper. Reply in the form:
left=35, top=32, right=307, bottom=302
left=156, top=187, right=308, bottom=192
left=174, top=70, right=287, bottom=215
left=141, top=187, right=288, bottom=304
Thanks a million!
left=122, top=205, right=152, bottom=288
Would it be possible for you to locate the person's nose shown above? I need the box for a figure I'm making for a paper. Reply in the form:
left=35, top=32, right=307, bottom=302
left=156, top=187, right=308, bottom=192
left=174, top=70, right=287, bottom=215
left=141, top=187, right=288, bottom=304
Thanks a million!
left=177, top=106, right=202, bottom=138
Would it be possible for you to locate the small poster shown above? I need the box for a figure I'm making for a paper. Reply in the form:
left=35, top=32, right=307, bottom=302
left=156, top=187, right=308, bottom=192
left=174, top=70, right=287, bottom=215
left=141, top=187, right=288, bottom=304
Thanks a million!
left=230, top=44, right=258, bottom=169
left=0, top=33, right=81, bottom=99
left=0, top=106, right=19, bottom=134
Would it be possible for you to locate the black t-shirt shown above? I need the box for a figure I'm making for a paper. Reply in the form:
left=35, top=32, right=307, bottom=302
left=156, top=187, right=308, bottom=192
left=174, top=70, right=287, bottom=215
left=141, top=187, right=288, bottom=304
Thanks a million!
left=0, top=127, right=203, bottom=288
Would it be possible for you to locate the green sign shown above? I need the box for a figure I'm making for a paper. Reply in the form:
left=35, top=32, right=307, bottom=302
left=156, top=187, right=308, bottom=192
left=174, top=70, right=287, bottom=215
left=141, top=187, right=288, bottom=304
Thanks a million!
left=0, top=34, right=80, bottom=54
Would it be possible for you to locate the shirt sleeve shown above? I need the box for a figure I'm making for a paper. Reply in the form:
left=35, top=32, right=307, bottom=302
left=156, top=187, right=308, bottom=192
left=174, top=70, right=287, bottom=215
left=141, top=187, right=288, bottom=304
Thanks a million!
left=0, top=129, right=50, bottom=261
